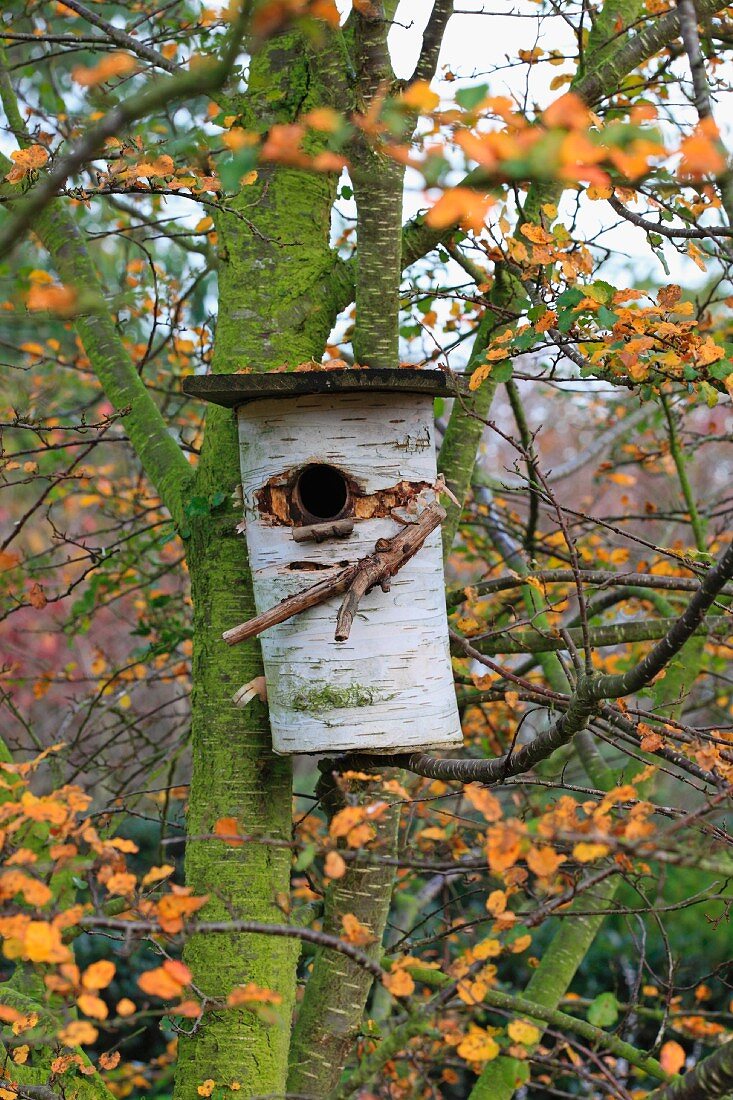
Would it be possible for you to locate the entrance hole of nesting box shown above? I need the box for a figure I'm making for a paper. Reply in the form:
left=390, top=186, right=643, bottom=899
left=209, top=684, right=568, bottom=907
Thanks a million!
left=292, top=463, right=351, bottom=525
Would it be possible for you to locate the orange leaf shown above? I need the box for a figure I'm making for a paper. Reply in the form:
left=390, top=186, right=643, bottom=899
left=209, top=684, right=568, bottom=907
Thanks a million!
left=73, top=52, right=137, bottom=87
left=82, top=960, right=115, bottom=990
left=660, top=1040, right=686, bottom=1075
left=329, top=806, right=365, bottom=840
left=227, top=982, right=283, bottom=1007
left=486, top=822, right=524, bottom=873
left=572, top=841, right=610, bottom=862
left=156, top=892, right=207, bottom=933
left=214, top=817, right=243, bottom=846
left=138, top=959, right=191, bottom=1000
left=324, top=851, right=347, bottom=879
left=57, top=1020, right=98, bottom=1046
left=341, top=913, right=374, bottom=946
left=425, top=188, right=494, bottom=234
left=382, top=967, right=415, bottom=997
left=526, top=845, right=566, bottom=878
left=464, top=784, right=502, bottom=822
left=27, top=284, right=77, bottom=317
left=5, top=145, right=48, bottom=184
left=77, top=993, right=109, bottom=1020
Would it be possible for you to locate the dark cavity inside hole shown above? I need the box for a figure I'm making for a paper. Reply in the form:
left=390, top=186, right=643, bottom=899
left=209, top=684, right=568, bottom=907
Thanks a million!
left=293, top=464, right=350, bottom=523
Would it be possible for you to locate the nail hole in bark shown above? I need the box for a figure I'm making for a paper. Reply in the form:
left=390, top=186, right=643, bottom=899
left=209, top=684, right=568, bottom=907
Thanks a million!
left=293, top=464, right=350, bottom=524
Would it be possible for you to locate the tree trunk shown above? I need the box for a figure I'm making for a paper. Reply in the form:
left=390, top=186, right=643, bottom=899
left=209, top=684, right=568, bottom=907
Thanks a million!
left=174, top=30, right=340, bottom=1098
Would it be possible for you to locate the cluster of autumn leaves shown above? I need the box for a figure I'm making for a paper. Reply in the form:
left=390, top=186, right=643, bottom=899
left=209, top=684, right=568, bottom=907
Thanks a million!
left=0, top=737, right=669, bottom=1090
left=8, top=47, right=733, bottom=408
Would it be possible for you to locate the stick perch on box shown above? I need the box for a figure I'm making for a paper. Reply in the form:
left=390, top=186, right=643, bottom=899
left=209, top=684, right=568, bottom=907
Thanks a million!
left=222, top=502, right=446, bottom=646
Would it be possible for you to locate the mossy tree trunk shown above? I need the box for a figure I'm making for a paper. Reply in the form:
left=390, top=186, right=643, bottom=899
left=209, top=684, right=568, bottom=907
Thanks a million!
left=174, top=31, right=343, bottom=1098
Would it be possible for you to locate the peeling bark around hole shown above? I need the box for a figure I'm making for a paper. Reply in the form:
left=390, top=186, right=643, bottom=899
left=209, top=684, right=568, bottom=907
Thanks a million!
left=256, top=473, right=433, bottom=526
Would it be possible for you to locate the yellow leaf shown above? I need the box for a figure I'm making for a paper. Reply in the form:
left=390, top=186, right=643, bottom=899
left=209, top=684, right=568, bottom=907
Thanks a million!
left=572, top=842, right=610, bottom=862
left=457, top=1025, right=500, bottom=1062
left=486, top=889, right=507, bottom=916
left=526, top=845, right=566, bottom=878
left=195, top=216, right=214, bottom=233
left=474, top=938, right=502, bottom=960
left=400, top=79, right=440, bottom=113
left=12, top=1044, right=29, bottom=1064
left=508, top=1018, right=540, bottom=1045
left=141, top=864, right=175, bottom=887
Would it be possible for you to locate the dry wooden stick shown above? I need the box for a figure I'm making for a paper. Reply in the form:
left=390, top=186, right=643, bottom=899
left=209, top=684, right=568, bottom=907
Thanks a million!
left=222, top=502, right=446, bottom=646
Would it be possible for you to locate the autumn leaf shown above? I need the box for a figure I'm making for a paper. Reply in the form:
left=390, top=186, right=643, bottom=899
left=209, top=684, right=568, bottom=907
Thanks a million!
left=227, top=982, right=283, bottom=1007
left=660, top=1040, right=686, bottom=1074
left=138, top=959, right=192, bottom=1000
left=400, top=80, right=440, bottom=113
left=58, top=1020, right=98, bottom=1046
left=5, top=145, right=48, bottom=184
left=679, top=120, right=726, bottom=179
left=329, top=806, right=365, bottom=839
left=508, top=1018, right=540, bottom=1045
left=27, top=284, right=77, bottom=317
left=141, top=864, right=175, bottom=887
left=72, top=52, right=137, bottom=87
left=324, top=850, right=347, bottom=879
left=425, top=187, right=494, bottom=234
left=572, top=842, right=610, bottom=862
left=77, top=993, right=109, bottom=1020
left=464, top=784, right=502, bottom=822
left=383, top=966, right=415, bottom=997
left=457, top=1025, right=500, bottom=1062
left=486, top=822, right=524, bottom=873
left=486, top=889, right=507, bottom=916
left=27, top=582, right=48, bottom=609
left=214, top=817, right=244, bottom=845
left=341, top=913, right=375, bottom=946
left=156, top=891, right=208, bottom=933
left=22, top=922, right=71, bottom=964
left=82, top=963, right=114, bottom=998
left=526, top=844, right=566, bottom=878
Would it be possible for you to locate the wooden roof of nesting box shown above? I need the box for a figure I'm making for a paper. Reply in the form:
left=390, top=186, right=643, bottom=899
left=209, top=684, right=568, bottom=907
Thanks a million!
left=183, top=369, right=464, bottom=756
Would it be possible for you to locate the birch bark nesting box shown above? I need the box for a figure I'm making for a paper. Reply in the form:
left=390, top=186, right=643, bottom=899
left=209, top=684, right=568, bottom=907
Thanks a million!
left=183, top=369, right=463, bottom=756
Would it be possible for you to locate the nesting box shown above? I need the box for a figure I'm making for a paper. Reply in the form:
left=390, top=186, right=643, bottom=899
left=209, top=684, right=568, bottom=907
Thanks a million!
left=183, top=369, right=463, bottom=756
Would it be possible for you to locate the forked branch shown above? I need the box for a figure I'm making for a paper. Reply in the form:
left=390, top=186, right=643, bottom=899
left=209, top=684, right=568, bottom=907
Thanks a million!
left=222, top=502, right=446, bottom=646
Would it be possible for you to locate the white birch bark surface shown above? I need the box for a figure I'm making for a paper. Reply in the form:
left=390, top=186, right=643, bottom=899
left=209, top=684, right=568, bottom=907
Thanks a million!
left=237, top=391, right=463, bottom=755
